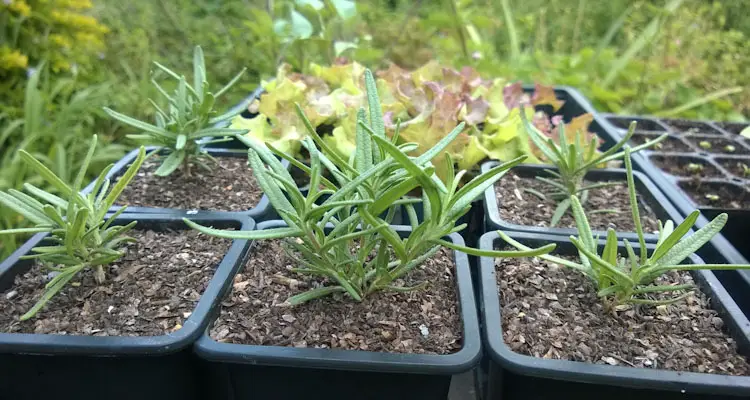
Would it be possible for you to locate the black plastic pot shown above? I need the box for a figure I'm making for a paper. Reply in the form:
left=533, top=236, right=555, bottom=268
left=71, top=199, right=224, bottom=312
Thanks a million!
left=482, top=162, right=684, bottom=243
left=85, top=147, right=283, bottom=221
left=193, top=220, right=481, bottom=400
left=478, top=230, right=750, bottom=399
left=601, top=114, right=750, bottom=315
left=0, top=213, right=253, bottom=400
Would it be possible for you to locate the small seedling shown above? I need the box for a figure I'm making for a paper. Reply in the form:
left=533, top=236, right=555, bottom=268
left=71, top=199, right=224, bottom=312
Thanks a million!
left=0, top=136, right=146, bottom=320
left=186, top=69, right=554, bottom=305
left=104, top=46, right=248, bottom=177
left=724, top=144, right=736, bottom=153
left=686, top=163, right=704, bottom=173
left=521, top=115, right=666, bottom=227
left=698, top=140, right=712, bottom=150
left=740, top=163, right=750, bottom=177
left=500, top=147, right=750, bottom=310
left=705, top=193, right=720, bottom=202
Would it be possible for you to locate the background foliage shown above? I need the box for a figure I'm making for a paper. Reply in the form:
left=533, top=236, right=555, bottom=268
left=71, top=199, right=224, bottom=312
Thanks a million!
left=0, top=0, right=748, bottom=258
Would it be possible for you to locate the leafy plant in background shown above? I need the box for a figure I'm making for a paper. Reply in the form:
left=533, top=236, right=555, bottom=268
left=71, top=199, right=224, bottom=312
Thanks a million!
left=0, top=65, right=127, bottom=259
left=233, top=60, right=601, bottom=180
left=186, top=69, right=554, bottom=304
left=269, top=0, right=373, bottom=74
left=0, top=136, right=146, bottom=320
left=104, top=46, right=249, bottom=177
left=500, top=147, right=750, bottom=310
left=1, top=0, right=109, bottom=115
left=521, top=116, right=666, bottom=225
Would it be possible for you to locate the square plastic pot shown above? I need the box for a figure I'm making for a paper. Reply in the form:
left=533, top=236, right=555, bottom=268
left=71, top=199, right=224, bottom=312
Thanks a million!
left=0, top=213, right=253, bottom=400
left=600, top=114, right=750, bottom=317
left=193, top=220, right=481, bottom=400
left=86, top=147, right=285, bottom=222
left=482, top=162, right=684, bottom=243
left=478, top=230, right=750, bottom=400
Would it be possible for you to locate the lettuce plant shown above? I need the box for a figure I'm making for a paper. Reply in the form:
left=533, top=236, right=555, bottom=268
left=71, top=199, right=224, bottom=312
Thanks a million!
left=103, top=46, right=248, bottom=177
left=500, top=147, right=750, bottom=309
left=186, top=68, right=554, bottom=304
left=234, top=61, right=593, bottom=181
left=521, top=115, right=667, bottom=226
left=0, top=135, right=146, bottom=320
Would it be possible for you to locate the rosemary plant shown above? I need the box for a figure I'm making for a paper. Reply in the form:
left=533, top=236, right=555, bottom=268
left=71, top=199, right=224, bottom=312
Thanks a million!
left=104, top=46, right=248, bottom=177
left=186, top=69, right=554, bottom=305
left=0, top=136, right=146, bottom=320
left=500, top=146, right=750, bottom=309
left=521, top=112, right=667, bottom=226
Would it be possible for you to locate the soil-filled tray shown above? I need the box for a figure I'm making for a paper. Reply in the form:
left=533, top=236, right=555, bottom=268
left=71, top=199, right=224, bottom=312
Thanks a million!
left=601, top=114, right=750, bottom=315
left=483, top=163, right=683, bottom=243
left=630, top=132, right=692, bottom=152
left=478, top=230, right=750, bottom=400
left=0, top=214, right=253, bottom=400
left=716, top=122, right=750, bottom=143
left=193, top=220, right=481, bottom=400
left=83, top=147, right=285, bottom=221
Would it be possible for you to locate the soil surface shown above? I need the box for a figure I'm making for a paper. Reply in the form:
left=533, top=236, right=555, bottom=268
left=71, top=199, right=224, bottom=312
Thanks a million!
left=210, top=240, right=462, bottom=354
left=650, top=155, right=723, bottom=178
left=630, top=133, right=690, bottom=152
left=0, top=229, right=231, bottom=335
left=678, top=180, right=750, bottom=209
left=495, top=173, right=660, bottom=233
left=717, top=122, right=749, bottom=136
left=666, top=119, right=722, bottom=136
left=685, top=137, right=750, bottom=155
left=118, top=156, right=263, bottom=211
left=496, top=255, right=750, bottom=375
left=716, top=157, right=750, bottom=180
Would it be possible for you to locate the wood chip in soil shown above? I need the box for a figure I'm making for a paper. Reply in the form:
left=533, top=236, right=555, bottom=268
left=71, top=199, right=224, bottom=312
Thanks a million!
left=496, top=254, right=750, bottom=375
left=495, top=173, right=659, bottom=232
left=0, top=229, right=231, bottom=336
left=118, top=156, right=263, bottom=211
left=210, top=240, right=462, bottom=354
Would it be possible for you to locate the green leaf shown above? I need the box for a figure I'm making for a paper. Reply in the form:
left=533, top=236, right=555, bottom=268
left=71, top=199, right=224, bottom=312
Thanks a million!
left=20, top=265, right=84, bottom=320
left=370, top=176, right=418, bottom=216
left=103, top=107, right=172, bottom=139
left=19, top=150, right=73, bottom=198
left=154, top=151, right=185, bottom=176
left=435, top=238, right=554, bottom=258
left=650, top=211, right=699, bottom=264
left=550, top=198, right=571, bottom=227
left=287, top=286, right=347, bottom=305
left=330, top=0, right=357, bottom=19
left=193, top=46, right=205, bottom=100
left=184, top=219, right=303, bottom=240
left=73, top=135, right=97, bottom=192
left=449, top=156, right=525, bottom=218
left=624, top=147, right=647, bottom=262
left=355, top=108, right=372, bottom=174
left=289, top=9, right=313, bottom=39
left=102, top=146, right=146, bottom=209
left=651, top=213, right=728, bottom=269
left=570, top=195, right=596, bottom=253
left=602, top=229, right=618, bottom=267
left=175, top=134, right=187, bottom=150
left=215, top=68, right=247, bottom=99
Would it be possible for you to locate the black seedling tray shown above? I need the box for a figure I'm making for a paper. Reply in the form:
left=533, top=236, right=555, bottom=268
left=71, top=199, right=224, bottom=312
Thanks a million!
left=0, top=213, right=254, bottom=400
left=84, top=147, right=284, bottom=222
left=193, top=219, right=481, bottom=400
left=601, top=114, right=750, bottom=316
left=482, top=163, right=684, bottom=243
left=478, top=230, right=750, bottom=399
